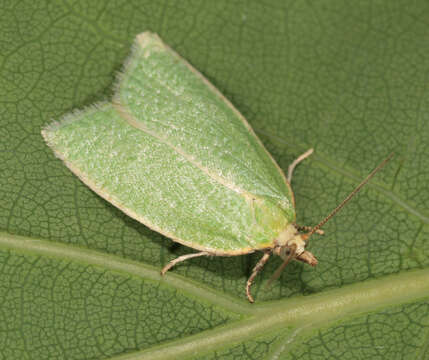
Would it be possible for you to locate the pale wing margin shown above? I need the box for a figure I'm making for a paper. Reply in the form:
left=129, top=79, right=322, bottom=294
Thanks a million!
left=42, top=103, right=269, bottom=254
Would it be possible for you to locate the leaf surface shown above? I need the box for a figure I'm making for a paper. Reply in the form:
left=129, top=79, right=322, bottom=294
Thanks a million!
left=1, top=0, right=428, bottom=358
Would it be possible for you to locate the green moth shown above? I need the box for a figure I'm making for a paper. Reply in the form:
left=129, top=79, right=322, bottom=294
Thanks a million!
left=42, top=32, right=392, bottom=302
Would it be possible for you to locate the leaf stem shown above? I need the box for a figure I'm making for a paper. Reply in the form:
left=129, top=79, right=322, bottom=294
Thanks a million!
left=112, top=268, right=429, bottom=359
left=0, top=232, right=250, bottom=314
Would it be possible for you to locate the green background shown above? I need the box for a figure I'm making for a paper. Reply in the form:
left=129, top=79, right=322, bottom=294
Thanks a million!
left=1, top=0, right=428, bottom=359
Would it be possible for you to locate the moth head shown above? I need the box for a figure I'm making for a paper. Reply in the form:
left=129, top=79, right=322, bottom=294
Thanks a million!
left=268, top=153, right=394, bottom=287
left=268, top=226, right=318, bottom=286
left=273, top=225, right=318, bottom=266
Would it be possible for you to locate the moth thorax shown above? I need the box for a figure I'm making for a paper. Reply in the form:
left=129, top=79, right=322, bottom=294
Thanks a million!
left=275, top=224, right=305, bottom=251
left=275, top=224, right=297, bottom=246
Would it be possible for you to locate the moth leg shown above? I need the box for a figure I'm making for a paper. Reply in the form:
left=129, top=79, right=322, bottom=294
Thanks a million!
left=296, top=225, right=324, bottom=235
left=161, top=251, right=210, bottom=275
left=246, top=251, right=272, bottom=303
left=287, top=148, right=314, bottom=183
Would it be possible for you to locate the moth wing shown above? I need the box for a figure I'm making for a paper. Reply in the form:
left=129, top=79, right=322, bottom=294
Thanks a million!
left=42, top=32, right=295, bottom=253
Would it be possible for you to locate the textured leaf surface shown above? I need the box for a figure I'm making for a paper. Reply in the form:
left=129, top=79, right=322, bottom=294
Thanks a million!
left=283, top=299, right=429, bottom=360
left=0, top=242, right=237, bottom=359
left=1, top=0, right=429, bottom=359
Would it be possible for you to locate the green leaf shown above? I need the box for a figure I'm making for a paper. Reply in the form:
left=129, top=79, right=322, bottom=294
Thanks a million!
left=1, top=1, right=428, bottom=359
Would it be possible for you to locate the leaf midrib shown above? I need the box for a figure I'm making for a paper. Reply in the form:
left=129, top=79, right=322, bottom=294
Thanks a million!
left=111, top=268, right=429, bottom=360
left=2, top=232, right=429, bottom=360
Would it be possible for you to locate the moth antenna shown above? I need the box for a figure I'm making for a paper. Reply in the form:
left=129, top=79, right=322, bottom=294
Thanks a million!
left=304, top=153, right=394, bottom=240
